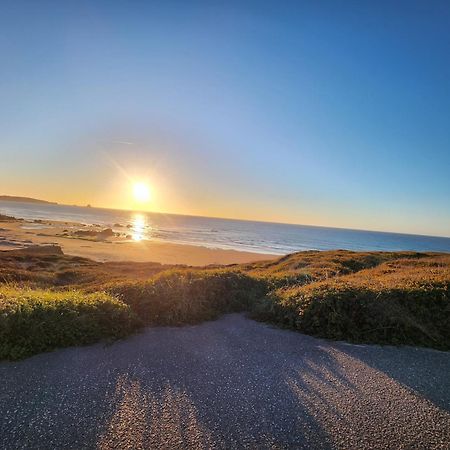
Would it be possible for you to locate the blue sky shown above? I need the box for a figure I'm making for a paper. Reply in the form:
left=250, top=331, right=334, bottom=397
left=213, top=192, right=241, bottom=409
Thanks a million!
left=1, top=1, right=449, bottom=236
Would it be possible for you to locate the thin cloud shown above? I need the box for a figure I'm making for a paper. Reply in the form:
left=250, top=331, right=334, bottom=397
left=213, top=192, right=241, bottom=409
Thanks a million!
left=111, top=140, right=134, bottom=145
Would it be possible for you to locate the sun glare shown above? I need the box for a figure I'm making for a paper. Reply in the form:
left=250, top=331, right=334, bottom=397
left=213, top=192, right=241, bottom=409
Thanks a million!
left=131, top=214, right=146, bottom=241
left=133, top=182, right=151, bottom=203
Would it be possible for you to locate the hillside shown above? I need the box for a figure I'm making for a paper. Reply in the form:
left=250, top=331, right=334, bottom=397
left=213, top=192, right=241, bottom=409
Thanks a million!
left=0, top=195, right=57, bottom=205
left=0, top=248, right=449, bottom=359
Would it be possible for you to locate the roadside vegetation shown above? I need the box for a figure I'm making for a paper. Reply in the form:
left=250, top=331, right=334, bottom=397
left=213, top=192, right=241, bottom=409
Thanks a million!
left=0, top=286, right=138, bottom=360
left=111, top=270, right=267, bottom=325
left=0, top=248, right=448, bottom=359
left=251, top=255, right=450, bottom=350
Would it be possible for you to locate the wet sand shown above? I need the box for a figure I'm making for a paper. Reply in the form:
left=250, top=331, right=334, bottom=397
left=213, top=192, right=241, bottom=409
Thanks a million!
left=0, top=219, right=274, bottom=266
left=1, top=314, right=449, bottom=449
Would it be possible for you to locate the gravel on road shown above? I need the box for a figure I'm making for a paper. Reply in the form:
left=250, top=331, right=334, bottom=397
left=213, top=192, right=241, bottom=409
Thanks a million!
left=1, top=314, right=449, bottom=449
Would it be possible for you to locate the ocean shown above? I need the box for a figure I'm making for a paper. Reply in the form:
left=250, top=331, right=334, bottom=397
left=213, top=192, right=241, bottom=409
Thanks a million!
left=1, top=201, right=449, bottom=255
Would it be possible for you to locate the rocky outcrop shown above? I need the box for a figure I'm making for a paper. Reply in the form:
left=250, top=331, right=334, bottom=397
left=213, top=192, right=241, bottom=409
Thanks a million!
left=7, top=245, right=64, bottom=255
left=72, top=228, right=114, bottom=240
left=0, top=214, right=21, bottom=222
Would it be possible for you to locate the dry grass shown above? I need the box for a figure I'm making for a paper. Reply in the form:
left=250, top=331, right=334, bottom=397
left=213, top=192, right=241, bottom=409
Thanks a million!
left=239, top=250, right=433, bottom=287
left=251, top=255, right=450, bottom=349
left=0, top=251, right=179, bottom=289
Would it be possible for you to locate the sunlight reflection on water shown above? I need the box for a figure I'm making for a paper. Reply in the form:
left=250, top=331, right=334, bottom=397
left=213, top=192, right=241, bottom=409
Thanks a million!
left=132, top=214, right=147, bottom=241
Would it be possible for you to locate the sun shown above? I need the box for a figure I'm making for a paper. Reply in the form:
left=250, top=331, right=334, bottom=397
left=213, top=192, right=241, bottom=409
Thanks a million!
left=132, top=182, right=151, bottom=203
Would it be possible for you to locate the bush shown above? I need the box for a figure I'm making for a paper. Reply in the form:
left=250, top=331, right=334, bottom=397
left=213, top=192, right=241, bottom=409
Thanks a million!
left=251, top=258, right=450, bottom=350
left=112, top=269, right=268, bottom=325
left=0, top=286, right=139, bottom=359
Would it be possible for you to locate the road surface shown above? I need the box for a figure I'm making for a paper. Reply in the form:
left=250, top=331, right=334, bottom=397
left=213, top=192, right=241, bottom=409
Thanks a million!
left=1, top=314, right=449, bottom=449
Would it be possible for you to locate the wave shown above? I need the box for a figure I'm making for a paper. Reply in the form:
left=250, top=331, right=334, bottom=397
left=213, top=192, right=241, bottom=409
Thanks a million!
left=1, top=201, right=449, bottom=254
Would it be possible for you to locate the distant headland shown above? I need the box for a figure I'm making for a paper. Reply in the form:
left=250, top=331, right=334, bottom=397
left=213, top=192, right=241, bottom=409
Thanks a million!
left=0, top=195, right=57, bottom=205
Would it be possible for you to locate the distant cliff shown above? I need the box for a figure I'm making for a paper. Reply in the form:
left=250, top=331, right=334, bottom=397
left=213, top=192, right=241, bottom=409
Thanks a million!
left=0, top=195, right=57, bottom=205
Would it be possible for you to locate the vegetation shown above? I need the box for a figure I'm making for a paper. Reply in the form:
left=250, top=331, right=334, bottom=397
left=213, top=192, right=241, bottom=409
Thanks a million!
left=251, top=255, right=450, bottom=350
left=0, top=286, right=138, bottom=360
left=112, top=270, right=267, bottom=325
left=0, top=251, right=176, bottom=288
left=0, top=248, right=448, bottom=359
left=238, top=249, right=431, bottom=287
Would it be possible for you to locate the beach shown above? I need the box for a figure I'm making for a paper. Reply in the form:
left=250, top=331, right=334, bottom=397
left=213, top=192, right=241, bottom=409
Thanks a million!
left=0, top=217, right=274, bottom=266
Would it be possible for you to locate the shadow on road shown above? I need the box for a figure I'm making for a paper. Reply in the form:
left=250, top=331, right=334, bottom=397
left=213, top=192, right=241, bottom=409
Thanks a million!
left=1, top=314, right=450, bottom=449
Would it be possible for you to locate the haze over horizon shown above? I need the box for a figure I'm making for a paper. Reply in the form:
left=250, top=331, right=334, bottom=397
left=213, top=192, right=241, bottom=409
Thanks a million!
left=2, top=193, right=450, bottom=240
left=1, top=1, right=449, bottom=237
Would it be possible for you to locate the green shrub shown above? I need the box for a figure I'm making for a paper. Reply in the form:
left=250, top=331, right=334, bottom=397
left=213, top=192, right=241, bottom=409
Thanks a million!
left=251, top=258, right=450, bottom=350
left=112, top=269, right=268, bottom=325
left=0, top=286, right=139, bottom=360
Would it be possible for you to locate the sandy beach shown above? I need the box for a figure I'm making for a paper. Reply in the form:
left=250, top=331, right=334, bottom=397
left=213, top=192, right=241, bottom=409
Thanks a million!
left=0, top=217, right=274, bottom=266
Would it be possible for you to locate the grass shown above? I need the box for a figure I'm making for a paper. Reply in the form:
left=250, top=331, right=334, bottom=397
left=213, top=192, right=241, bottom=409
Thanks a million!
left=251, top=256, right=450, bottom=350
left=238, top=250, right=431, bottom=287
left=0, top=248, right=449, bottom=359
left=0, top=251, right=176, bottom=289
left=0, top=285, right=138, bottom=360
left=111, top=269, right=268, bottom=325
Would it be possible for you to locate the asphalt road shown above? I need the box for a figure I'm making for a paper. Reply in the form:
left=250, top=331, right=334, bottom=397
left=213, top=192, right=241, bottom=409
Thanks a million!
left=1, top=314, right=450, bottom=449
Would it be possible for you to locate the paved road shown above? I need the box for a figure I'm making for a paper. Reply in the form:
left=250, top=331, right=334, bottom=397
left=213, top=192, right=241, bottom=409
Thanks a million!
left=1, top=314, right=450, bottom=449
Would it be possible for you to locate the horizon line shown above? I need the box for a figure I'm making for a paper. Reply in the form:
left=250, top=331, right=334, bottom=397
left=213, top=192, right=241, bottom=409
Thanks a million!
left=1, top=194, right=450, bottom=241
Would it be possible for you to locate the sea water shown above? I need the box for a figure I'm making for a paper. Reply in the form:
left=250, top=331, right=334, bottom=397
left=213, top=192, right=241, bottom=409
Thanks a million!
left=1, top=201, right=449, bottom=255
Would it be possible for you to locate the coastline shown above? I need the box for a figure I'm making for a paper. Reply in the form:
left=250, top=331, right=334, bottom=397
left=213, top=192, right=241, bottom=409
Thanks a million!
left=0, top=217, right=275, bottom=266
left=1, top=201, right=450, bottom=255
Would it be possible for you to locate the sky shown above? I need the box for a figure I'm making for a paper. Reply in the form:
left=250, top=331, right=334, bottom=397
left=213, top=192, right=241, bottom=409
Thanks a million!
left=1, top=0, right=449, bottom=237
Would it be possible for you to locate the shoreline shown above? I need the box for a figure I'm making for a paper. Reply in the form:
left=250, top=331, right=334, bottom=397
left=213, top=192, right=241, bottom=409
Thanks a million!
left=2, top=201, right=450, bottom=255
left=2, top=198, right=449, bottom=241
left=0, top=217, right=276, bottom=266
